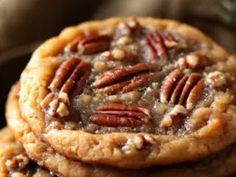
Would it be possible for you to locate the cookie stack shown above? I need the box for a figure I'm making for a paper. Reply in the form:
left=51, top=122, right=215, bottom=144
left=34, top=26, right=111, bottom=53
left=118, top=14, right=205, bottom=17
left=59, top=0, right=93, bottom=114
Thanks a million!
left=2, top=17, right=236, bottom=177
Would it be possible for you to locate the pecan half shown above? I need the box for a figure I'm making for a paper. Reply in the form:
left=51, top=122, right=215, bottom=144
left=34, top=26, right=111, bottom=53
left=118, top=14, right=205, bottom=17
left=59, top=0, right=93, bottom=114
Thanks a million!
left=143, top=31, right=176, bottom=61
left=64, top=35, right=111, bottom=54
left=41, top=57, right=91, bottom=118
left=40, top=92, right=70, bottom=118
left=90, top=103, right=150, bottom=127
left=93, top=63, right=157, bottom=94
left=78, top=35, right=111, bottom=55
left=160, top=69, right=204, bottom=110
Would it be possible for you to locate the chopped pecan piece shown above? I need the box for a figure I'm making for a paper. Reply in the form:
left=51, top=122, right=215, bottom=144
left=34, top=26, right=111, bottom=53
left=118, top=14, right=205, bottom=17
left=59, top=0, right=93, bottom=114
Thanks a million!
left=116, top=18, right=142, bottom=36
left=78, top=35, right=111, bottom=55
left=93, top=63, right=157, bottom=94
left=178, top=52, right=210, bottom=69
left=122, top=134, right=155, bottom=152
left=160, top=105, right=187, bottom=128
left=206, top=71, right=226, bottom=88
left=160, top=69, right=204, bottom=110
left=111, top=45, right=139, bottom=61
left=100, top=43, right=140, bottom=61
left=90, top=103, right=150, bottom=127
left=41, top=57, right=91, bottom=118
left=40, top=90, right=70, bottom=118
left=116, top=36, right=133, bottom=46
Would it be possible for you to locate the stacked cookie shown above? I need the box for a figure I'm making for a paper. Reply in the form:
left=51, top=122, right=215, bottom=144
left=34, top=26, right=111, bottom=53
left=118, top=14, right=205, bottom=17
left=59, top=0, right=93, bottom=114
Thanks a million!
left=2, top=17, right=236, bottom=177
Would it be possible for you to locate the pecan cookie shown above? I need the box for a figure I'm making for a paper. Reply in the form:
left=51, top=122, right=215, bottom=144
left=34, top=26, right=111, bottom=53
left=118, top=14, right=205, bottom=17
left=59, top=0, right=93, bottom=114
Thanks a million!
left=19, top=17, right=236, bottom=168
left=6, top=84, right=144, bottom=177
left=6, top=83, right=236, bottom=177
left=0, top=127, right=52, bottom=177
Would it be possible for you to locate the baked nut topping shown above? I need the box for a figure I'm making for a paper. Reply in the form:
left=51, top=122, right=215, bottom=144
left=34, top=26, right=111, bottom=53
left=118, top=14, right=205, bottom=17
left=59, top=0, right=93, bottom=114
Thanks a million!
left=78, top=35, right=111, bottom=55
left=143, top=31, right=176, bottom=61
left=144, top=31, right=168, bottom=60
left=41, top=57, right=91, bottom=118
left=17, top=17, right=236, bottom=169
left=36, top=18, right=233, bottom=136
left=65, top=35, right=111, bottom=54
left=116, top=18, right=141, bottom=36
left=206, top=71, right=226, bottom=88
left=178, top=52, right=201, bottom=69
left=160, top=105, right=187, bottom=128
left=93, top=63, right=157, bottom=94
left=160, top=69, right=204, bottom=110
left=90, top=103, right=150, bottom=127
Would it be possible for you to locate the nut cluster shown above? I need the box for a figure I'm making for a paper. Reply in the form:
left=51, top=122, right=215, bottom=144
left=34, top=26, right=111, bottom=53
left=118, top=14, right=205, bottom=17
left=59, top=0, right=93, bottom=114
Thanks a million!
left=41, top=57, right=91, bottom=118
left=160, top=69, right=204, bottom=110
left=41, top=18, right=221, bottom=133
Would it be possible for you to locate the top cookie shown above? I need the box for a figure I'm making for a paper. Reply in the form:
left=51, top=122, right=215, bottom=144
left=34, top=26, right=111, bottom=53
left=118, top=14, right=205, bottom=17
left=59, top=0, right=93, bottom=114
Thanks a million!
left=19, top=17, right=236, bottom=168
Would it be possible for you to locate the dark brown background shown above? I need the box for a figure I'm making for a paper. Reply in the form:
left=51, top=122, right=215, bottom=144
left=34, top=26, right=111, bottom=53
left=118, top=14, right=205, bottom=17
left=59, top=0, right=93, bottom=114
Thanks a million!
left=0, top=0, right=235, bottom=127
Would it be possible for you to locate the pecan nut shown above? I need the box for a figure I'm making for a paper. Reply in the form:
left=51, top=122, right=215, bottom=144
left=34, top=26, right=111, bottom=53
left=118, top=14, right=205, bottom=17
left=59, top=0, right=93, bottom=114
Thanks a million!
left=49, top=57, right=90, bottom=95
left=93, top=63, right=157, bottom=94
left=178, top=52, right=211, bottom=69
left=116, top=18, right=142, bottom=37
left=111, top=45, right=139, bottom=61
left=143, top=31, right=176, bottom=61
left=40, top=92, right=70, bottom=118
left=90, top=103, right=150, bottom=127
left=160, top=105, right=187, bottom=128
left=160, top=69, right=204, bottom=110
left=122, top=134, right=155, bottom=152
left=41, top=57, right=91, bottom=118
left=64, top=35, right=111, bottom=54
left=206, top=71, right=226, bottom=88
left=78, top=35, right=111, bottom=55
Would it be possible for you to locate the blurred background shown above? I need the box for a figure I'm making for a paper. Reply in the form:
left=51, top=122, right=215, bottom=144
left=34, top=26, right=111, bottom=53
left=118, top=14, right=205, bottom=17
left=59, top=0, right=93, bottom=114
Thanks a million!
left=0, top=0, right=235, bottom=127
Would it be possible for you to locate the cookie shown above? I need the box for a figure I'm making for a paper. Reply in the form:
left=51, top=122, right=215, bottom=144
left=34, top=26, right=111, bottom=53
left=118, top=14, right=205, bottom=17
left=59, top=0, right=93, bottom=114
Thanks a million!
left=6, top=84, right=145, bottom=177
left=0, top=127, right=52, bottom=177
left=19, top=17, right=236, bottom=168
left=6, top=83, right=236, bottom=177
